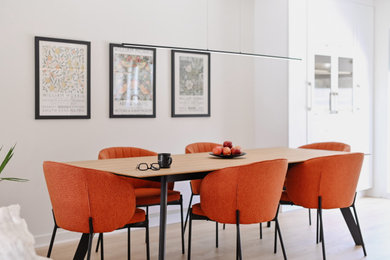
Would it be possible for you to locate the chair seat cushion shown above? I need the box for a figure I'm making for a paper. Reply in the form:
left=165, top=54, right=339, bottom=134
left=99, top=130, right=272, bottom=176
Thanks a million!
left=192, top=203, right=206, bottom=216
left=135, top=188, right=181, bottom=206
left=280, top=191, right=291, bottom=202
left=127, top=208, right=146, bottom=224
left=190, top=179, right=202, bottom=195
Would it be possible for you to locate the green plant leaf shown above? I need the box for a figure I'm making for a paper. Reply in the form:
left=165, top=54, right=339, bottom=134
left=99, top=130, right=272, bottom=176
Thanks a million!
left=0, top=177, right=29, bottom=182
left=0, top=144, right=15, bottom=174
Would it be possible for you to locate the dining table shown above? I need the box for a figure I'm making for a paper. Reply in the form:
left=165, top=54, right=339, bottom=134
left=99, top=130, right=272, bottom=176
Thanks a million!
left=66, top=147, right=365, bottom=260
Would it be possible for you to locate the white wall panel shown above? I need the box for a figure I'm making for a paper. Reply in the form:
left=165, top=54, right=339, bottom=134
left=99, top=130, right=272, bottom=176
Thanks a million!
left=0, top=0, right=290, bottom=247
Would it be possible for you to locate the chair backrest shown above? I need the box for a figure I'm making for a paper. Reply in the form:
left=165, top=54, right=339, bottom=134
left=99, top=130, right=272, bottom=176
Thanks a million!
left=200, top=159, right=288, bottom=224
left=99, top=147, right=157, bottom=159
left=43, top=161, right=136, bottom=233
left=185, top=142, right=221, bottom=194
left=185, top=142, right=221, bottom=154
left=98, top=147, right=173, bottom=189
left=299, top=142, right=351, bottom=152
left=285, top=153, right=364, bottom=209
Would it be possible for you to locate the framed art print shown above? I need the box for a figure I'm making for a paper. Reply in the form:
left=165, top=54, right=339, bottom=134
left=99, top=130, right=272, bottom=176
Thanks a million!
left=35, top=36, right=91, bottom=119
left=110, top=44, right=156, bottom=118
left=171, top=50, right=210, bottom=117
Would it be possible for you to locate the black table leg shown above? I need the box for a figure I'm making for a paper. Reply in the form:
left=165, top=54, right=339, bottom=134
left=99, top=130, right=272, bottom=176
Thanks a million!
left=73, top=233, right=90, bottom=260
left=159, top=176, right=168, bottom=260
left=340, top=207, right=363, bottom=245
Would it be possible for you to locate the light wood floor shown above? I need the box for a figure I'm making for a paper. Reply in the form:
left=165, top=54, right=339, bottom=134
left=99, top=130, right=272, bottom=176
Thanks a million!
left=36, top=197, right=390, bottom=259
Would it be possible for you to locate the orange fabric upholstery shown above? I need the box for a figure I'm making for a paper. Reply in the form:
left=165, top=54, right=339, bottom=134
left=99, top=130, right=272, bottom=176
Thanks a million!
left=185, top=142, right=221, bottom=194
left=185, top=142, right=221, bottom=154
left=135, top=188, right=181, bottom=206
left=99, top=147, right=157, bottom=159
left=285, top=153, right=364, bottom=209
left=43, top=161, right=144, bottom=234
left=191, top=203, right=204, bottom=216
left=189, top=180, right=202, bottom=195
left=299, top=142, right=351, bottom=152
left=282, top=142, right=352, bottom=189
left=199, top=159, right=288, bottom=224
left=280, top=191, right=290, bottom=202
left=129, top=208, right=147, bottom=224
left=98, top=147, right=174, bottom=190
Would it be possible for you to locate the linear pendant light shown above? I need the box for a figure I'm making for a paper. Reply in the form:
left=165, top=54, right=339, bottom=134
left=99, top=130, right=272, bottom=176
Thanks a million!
left=122, top=1, right=300, bottom=61
left=121, top=43, right=301, bottom=61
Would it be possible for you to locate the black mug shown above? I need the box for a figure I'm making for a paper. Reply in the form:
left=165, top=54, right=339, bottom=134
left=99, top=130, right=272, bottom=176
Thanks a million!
left=158, top=153, right=172, bottom=168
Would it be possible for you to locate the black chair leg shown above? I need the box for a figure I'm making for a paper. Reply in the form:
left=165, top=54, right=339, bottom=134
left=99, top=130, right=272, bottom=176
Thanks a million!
left=184, top=193, right=194, bottom=232
left=96, top=233, right=102, bottom=252
left=260, top=223, right=263, bottom=239
left=100, top=233, right=104, bottom=260
left=146, top=218, right=150, bottom=260
left=236, top=210, right=242, bottom=260
left=352, top=204, right=367, bottom=256
left=216, top=222, right=219, bottom=248
left=47, top=224, right=57, bottom=257
left=318, top=197, right=326, bottom=260
left=87, top=218, right=94, bottom=260
left=47, top=210, right=58, bottom=258
left=316, top=209, right=320, bottom=244
left=275, top=218, right=287, bottom=260
left=145, top=206, right=149, bottom=243
left=319, top=210, right=322, bottom=243
left=180, top=195, right=185, bottom=254
left=267, top=221, right=271, bottom=228
left=309, top=209, right=312, bottom=225
left=223, top=223, right=226, bottom=230
left=274, top=218, right=278, bottom=253
left=187, top=209, right=193, bottom=260
left=128, top=227, right=131, bottom=260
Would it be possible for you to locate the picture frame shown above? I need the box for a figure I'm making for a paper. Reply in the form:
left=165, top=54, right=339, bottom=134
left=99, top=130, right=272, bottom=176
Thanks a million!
left=109, top=44, right=156, bottom=118
left=171, top=50, right=210, bottom=117
left=35, top=36, right=91, bottom=119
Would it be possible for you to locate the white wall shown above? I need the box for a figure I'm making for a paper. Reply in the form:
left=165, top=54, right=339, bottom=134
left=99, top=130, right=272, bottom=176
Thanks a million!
left=0, top=0, right=290, bottom=247
left=254, top=0, right=290, bottom=148
left=370, top=0, right=390, bottom=197
left=288, top=0, right=309, bottom=148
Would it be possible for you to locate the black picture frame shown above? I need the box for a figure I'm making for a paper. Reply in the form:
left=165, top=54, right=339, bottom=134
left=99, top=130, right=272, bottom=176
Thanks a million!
left=35, top=36, right=91, bottom=119
left=171, top=50, right=210, bottom=117
left=109, top=44, right=156, bottom=118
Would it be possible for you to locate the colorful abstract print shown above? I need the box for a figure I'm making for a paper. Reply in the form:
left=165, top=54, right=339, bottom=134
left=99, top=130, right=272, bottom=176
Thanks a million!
left=113, top=52, right=154, bottom=102
left=40, top=44, right=86, bottom=95
left=39, top=41, right=88, bottom=116
left=179, top=56, right=204, bottom=96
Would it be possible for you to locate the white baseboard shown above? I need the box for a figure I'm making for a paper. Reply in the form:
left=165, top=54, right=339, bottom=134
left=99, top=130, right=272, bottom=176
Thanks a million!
left=35, top=208, right=184, bottom=249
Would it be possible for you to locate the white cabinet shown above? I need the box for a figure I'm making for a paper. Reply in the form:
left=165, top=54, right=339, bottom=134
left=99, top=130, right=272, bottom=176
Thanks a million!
left=289, top=0, right=374, bottom=190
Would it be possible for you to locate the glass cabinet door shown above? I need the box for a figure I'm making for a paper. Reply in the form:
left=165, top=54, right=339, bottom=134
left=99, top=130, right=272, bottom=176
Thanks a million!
left=338, top=57, right=353, bottom=111
left=313, top=55, right=331, bottom=111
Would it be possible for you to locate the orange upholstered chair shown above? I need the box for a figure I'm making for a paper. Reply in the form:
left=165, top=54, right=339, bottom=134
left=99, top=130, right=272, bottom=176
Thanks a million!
left=185, top=142, right=221, bottom=196
left=289, top=142, right=351, bottom=226
left=187, top=159, right=288, bottom=260
left=299, top=142, right=351, bottom=152
left=184, top=142, right=220, bottom=228
left=43, top=161, right=149, bottom=260
left=282, top=153, right=366, bottom=259
left=97, top=147, right=184, bottom=254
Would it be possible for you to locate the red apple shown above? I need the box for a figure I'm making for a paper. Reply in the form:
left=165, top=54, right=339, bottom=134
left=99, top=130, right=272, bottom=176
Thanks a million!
left=231, top=146, right=242, bottom=155
left=222, top=147, right=231, bottom=156
left=223, top=141, right=233, bottom=148
left=212, top=146, right=223, bottom=155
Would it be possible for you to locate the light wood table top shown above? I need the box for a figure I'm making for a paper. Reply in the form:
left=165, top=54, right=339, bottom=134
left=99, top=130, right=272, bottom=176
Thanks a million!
left=66, top=147, right=347, bottom=178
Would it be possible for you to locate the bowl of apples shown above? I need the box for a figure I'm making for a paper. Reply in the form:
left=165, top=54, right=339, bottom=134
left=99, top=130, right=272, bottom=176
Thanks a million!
left=209, top=141, right=246, bottom=159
